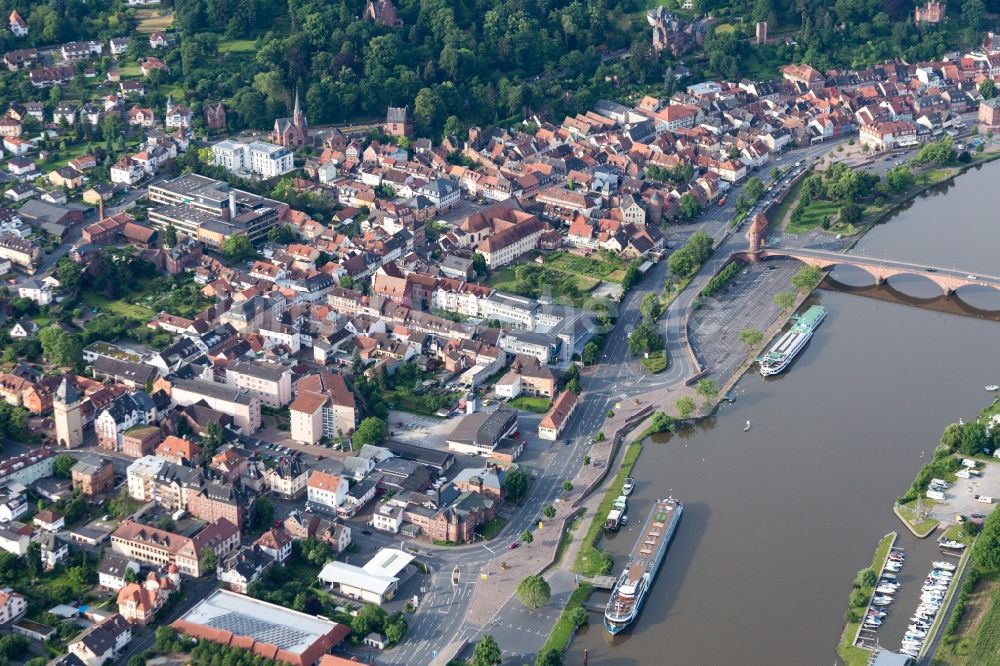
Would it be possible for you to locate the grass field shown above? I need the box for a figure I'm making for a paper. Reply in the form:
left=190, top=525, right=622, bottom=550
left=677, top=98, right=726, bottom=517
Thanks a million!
left=785, top=199, right=839, bottom=234
left=543, top=251, right=628, bottom=283
left=486, top=265, right=600, bottom=307
left=117, top=65, right=142, bottom=78
left=507, top=395, right=552, bottom=414
left=896, top=499, right=940, bottom=537
left=575, top=441, right=643, bottom=576
left=81, top=291, right=154, bottom=320
left=219, top=38, right=257, bottom=53
left=938, top=574, right=1000, bottom=665
left=134, top=9, right=174, bottom=33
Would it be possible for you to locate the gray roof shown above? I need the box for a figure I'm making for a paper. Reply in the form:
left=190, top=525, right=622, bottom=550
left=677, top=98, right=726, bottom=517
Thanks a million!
left=171, top=378, right=257, bottom=406
left=55, top=376, right=80, bottom=404
left=72, top=454, right=109, bottom=477
left=92, top=356, right=158, bottom=385
left=227, top=360, right=289, bottom=383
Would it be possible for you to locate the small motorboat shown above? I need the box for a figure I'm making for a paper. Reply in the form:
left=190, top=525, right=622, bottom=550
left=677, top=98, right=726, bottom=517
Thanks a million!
left=888, top=552, right=905, bottom=561
left=881, top=571, right=898, bottom=579
left=622, top=477, right=635, bottom=496
left=933, top=561, right=957, bottom=571
left=876, top=584, right=899, bottom=594
left=744, top=420, right=751, bottom=432
left=987, top=385, right=999, bottom=391
left=872, top=596, right=894, bottom=606
left=885, top=562, right=902, bottom=572
left=864, top=617, right=882, bottom=626
left=940, top=540, right=967, bottom=550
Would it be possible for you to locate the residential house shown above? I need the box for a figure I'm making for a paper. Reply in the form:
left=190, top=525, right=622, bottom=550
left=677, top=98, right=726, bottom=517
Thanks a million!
left=289, top=372, right=357, bottom=445
left=307, top=470, right=346, bottom=513
left=71, top=455, right=115, bottom=496
left=67, top=614, right=132, bottom=666
left=110, top=519, right=240, bottom=577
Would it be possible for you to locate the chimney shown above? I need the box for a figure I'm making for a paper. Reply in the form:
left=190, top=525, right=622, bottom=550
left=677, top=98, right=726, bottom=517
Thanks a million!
left=228, top=191, right=237, bottom=220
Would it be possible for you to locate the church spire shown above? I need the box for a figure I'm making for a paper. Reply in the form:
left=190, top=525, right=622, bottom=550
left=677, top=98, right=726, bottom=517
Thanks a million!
left=293, top=88, right=304, bottom=128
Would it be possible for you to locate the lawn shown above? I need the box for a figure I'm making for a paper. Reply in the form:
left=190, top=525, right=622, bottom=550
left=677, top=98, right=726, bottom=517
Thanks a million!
left=640, top=350, right=668, bottom=374
left=837, top=532, right=896, bottom=666
left=575, top=441, right=643, bottom=576
left=219, top=38, right=256, bottom=53
left=486, top=264, right=599, bottom=307
left=117, top=65, right=142, bottom=78
left=474, top=517, right=508, bottom=541
left=507, top=395, right=552, bottom=413
left=543, top=251, right=628, bottom=283
left=785, top=199, right=840, bottom=234
left=80, top=291, right=154, bottom=320
left=540, top=582, right=594, bottom=656
left=896, top=499, right=940, bottom=537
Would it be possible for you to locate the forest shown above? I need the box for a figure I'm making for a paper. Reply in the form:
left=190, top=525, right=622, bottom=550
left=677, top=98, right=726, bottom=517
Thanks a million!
left=0, top=0, right=990, bottom=140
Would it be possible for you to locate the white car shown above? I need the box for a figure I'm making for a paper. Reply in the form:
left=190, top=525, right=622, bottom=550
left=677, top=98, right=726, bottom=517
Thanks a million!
left=968, top=275, right=979, bottom=280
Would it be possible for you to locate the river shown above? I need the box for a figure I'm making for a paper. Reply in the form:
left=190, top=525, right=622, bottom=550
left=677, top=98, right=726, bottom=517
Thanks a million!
left=568, top=160, right=1000, bottom=665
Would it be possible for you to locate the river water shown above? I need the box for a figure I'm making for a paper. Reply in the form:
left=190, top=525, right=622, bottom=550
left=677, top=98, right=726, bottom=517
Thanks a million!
left=568, top=161, right=1000, bottom=665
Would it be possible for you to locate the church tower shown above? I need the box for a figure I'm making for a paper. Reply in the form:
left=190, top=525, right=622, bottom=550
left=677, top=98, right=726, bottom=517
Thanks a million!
left=54, top=376, right=83, bottom=449
left=292, top=88, right=306, bottom=133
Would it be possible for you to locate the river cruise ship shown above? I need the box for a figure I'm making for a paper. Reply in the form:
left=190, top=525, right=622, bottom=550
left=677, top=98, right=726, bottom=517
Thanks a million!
left=604, top=497, right=683, bottom=634
left=759, top=305, right=827, bottom=377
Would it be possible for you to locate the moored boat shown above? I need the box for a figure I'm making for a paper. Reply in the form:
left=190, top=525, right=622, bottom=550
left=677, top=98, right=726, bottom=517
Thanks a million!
left=604, top=497, right=683, bottom=634
left=759, top=305, right=827, bottom=377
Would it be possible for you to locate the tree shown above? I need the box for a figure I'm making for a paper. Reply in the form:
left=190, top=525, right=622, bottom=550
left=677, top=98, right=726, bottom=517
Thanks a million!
left=621, top=264, right=641, bottom=291
left=739, top=328, right=764, bottom=350
left=535, top=647, right=565, bottom=666
left=250, top=497, right=275, bottom=531
left=198, top=547, right=218, bottom=576
left=791, top=265, right=824, bottom=292
left=885, top=165, right=915, bottom=193
left=639, top=292, right=662, bottom=321
left=353, top=417, right=389, bottom=446
left=38, top=327, right=82, bottom=368
left=680, top=192, right=701, bottom=220
left=516, top=575, right=551, bottom=608
left=53, top=454, right=76, bottom=478
left=839, top=201, right=862, bottom=225
left=221, top=234, right=256, bottom=262
left=505, top=467, right=529, bottom=503
left=543, top=504, right=556, bottom=518
left=562, top=480, right=573, bottom=492
left=520, top=529, right=534, bottom=544
left=582, top=341, right=600, bottom=365
left=385, top=613, right=407, bottom=644
left=25, top=542, right=41, bottom=579
left=472, top=635, right=503, bottom=666
left=855, top=568, right=877, bottom=589
left=351, top=603, right=388, bottom=637
left=676, top=395, right=696, bottom=418
left=200, top=421, right=225, bottom=460
left=268, top=225, right=294, bottom=244
left=774, top=291, right=797, bottom=311
left=55, top=258, right=82, bottom=293
left=472, top=253, right=488, bottom=277
left=695, top=378, right=718, bottom=406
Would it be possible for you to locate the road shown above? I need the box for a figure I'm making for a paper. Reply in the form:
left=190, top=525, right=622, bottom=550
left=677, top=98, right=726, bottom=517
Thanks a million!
left=378, top=141, right=846, bottom=665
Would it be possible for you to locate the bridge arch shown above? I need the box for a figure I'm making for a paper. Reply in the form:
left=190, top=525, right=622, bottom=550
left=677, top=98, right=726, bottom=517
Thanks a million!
left=755, top=249, right=1000, bottom=301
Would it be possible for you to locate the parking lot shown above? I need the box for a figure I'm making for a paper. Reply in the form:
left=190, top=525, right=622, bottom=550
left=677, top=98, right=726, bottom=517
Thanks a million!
left=929, top=460, right=1000, bottom=522
left=689, top=258, right=801, bottom=383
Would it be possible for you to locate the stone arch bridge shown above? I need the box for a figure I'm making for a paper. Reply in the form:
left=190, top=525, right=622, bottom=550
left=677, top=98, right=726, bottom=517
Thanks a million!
left=748, top=247, right=1000, bottom=296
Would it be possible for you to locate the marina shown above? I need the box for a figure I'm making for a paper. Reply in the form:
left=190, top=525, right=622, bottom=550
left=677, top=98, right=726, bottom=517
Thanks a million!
left=603, top=497, right=683, bottom=635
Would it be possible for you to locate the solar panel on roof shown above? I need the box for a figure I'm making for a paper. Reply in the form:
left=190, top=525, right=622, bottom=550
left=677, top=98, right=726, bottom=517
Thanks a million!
left=205, top=612, right=311, bottom=649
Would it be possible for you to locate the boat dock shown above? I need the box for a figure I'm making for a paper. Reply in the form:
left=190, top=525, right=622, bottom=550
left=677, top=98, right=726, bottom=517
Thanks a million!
left=856, top=544, right=906, bottom=651
left=591, top=575, right=617, bottom=590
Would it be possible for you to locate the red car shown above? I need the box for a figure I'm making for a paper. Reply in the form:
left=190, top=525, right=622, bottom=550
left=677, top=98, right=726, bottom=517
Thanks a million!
left=507, top=542, right=519, bottom=550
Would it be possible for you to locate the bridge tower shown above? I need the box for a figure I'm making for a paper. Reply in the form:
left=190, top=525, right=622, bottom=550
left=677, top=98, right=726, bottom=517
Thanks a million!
left=746, top=213, right=768, bottom=262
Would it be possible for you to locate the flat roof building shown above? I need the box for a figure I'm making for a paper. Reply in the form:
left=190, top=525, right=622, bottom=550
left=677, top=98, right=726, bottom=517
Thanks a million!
left=317, top=548, right=414, bottom=604
left=173, top=589, right=350, bottom=666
